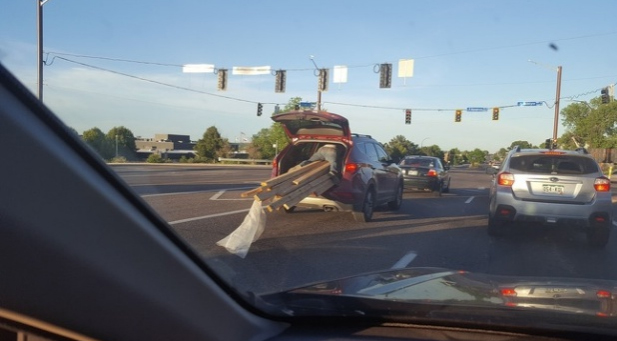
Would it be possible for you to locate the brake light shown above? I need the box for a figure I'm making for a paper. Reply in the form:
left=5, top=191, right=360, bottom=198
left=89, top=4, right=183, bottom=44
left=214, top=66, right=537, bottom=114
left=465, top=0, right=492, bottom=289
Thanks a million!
left=345, top=163, right=359, bottom=174
left=597, top=290, right=611, bottom=299
left=540, top=151, right=566, bottom=155
left=500, top=288, right=517, bottom=297
left=594, top=177, right=611, bottom=192
left=427, top=169, right=438, bottom=177
left=497, top=172, right=515, bottom=186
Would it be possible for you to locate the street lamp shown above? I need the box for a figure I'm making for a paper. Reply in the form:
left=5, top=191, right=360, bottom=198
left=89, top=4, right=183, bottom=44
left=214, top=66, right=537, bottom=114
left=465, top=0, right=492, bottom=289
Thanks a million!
left=420, top=137, right=430, bottom=148
left=528, top=60, right=562, bottom=142
left=115, top=135, right=119, bottom=158
left=37, top=0, right=51, bottom=101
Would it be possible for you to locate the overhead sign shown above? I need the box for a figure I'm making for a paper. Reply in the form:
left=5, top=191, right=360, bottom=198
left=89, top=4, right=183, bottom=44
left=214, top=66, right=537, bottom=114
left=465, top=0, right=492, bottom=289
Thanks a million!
left=232, top=66, right=271, bottom=75
left=517, top=101, right=543, bottom=106
left=333, top=65, right=348, bottom=84
left=299, top=102, right=316, bottom=108
left=182, top=64, right=215, bottom=73
left=466, top=107, right=488, bottom=112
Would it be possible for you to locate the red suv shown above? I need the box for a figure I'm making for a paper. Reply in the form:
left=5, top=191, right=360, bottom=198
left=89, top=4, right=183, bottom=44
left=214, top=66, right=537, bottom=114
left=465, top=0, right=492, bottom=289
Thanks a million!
left=271, top=110, right=403, bottom=222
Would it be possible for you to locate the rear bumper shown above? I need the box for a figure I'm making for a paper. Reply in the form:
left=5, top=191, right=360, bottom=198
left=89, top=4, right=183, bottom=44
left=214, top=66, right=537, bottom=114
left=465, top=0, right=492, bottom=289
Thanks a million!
left=403, top=177, right=439, bottom=191
left=491, top=188, right=613, bottom=228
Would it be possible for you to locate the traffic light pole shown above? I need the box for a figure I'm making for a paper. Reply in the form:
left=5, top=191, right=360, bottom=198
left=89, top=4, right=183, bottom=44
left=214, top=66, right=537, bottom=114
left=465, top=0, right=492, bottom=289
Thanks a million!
left=553, top=66, right=562, bottom=142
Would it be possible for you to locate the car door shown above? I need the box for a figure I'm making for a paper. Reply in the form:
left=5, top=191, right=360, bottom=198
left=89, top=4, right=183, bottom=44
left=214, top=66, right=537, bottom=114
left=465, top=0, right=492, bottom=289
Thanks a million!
left=367, top=142, right=398, bottom=201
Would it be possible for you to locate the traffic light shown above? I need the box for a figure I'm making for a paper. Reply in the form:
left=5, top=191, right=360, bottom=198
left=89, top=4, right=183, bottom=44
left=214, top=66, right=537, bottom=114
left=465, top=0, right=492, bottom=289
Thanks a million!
left=601, top=87, right=610, bottom=104
left=275, top=70, right=286, bottom=93
left=217, top=69, right=228, bottom=91
left=379, top=63, right=392, bottom=89
left=405, top=109, right=411, bottom=124
left=455, top=109, right=462, bottom=122
left=492, top=107, right=499, bottom=120
left=257, top=103, right=263, bottom=116
left=318, top=68, right=329, bottom=92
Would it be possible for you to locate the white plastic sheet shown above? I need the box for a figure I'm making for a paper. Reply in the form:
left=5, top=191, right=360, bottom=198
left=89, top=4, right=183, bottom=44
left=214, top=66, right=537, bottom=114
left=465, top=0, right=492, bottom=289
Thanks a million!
left=216, top=200, right=266, bottom=258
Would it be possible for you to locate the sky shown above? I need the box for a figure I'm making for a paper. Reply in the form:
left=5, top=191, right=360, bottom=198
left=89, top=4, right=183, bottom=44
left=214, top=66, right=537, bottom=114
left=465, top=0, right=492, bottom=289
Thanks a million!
left=1, top=0, right=617, bottom=152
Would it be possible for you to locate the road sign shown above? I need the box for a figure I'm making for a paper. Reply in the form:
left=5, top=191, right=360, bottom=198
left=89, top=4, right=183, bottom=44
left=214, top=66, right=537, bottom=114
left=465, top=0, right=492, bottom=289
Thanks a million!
left=517, top=101, right=543, bottom=106
left=299, top=102, right=316, bottom=108
left=466, top=107, right=488, bottom=112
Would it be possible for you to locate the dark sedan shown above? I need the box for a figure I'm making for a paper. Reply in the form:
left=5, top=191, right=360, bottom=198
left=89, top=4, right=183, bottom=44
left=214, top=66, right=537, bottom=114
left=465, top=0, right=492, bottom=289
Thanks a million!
left=399, top=155, right=450, bottom=195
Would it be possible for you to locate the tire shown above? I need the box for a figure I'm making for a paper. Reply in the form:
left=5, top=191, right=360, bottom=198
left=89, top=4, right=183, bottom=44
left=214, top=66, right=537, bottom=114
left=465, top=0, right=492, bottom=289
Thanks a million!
left=442, top=178, right=450, bottom=193
left=433, top=181, right=443, bottom=197
left=487, top=215, right=506, bottom=237
left=388, top=181, right=403, bottom=210
left=587, top=224, right=610, bottom=248
left=352, top=187, right=375, bottom=222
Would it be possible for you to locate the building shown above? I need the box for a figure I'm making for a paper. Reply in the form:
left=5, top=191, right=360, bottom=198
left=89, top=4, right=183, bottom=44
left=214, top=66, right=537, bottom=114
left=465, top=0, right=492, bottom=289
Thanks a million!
left=135, top=134, right=196, bottom=161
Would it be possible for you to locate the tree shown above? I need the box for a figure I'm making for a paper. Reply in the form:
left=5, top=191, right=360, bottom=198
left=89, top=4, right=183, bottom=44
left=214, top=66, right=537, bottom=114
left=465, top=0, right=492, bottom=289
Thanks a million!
left=561, top=98, right=617, bottom=148
left=384, top=135, right=418, bottom=159
left=467, top=148, right=487, bottom=165
left=107, top=126, right=137, bottom=161
left=419, top=144, right=444, bottom=159
left=82, top=127, right=112, bottom=159
left=446, top=148, right=462, bottom=165
left=195, top=126, right=228, bottom=162
left=509, top=140, right=533, bottom=150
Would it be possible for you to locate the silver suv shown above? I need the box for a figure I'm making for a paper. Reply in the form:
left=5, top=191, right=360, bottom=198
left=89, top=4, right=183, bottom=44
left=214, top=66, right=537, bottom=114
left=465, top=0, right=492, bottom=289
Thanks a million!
left=487, top=146, right=613, bottom=247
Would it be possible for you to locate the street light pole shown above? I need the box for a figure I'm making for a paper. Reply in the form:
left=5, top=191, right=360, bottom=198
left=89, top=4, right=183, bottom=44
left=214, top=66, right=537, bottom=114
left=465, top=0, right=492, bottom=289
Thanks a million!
left=420, top=137, right=430, bottom=148
left=553, top=66, right=563, bottom=142
left=37, top=0, right=44, bottom=101
left=528, top=60, right=562, bottom=143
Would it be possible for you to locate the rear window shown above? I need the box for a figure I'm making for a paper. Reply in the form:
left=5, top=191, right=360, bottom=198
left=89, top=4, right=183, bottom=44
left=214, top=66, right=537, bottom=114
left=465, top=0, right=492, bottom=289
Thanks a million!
left=508, top=155, right=600, bottom=175
left=401, top=158, right=436, bottom=167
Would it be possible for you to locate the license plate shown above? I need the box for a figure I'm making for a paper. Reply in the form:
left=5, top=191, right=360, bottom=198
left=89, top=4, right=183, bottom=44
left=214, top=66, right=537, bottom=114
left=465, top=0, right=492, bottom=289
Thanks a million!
left=543, top=184, right=564, bottom=194
left=407, top=170, right=418, bottom=176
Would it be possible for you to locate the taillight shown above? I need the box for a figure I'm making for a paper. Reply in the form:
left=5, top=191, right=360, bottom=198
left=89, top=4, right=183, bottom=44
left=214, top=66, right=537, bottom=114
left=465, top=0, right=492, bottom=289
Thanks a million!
left=427, top=169, right=438, bottom=177
left=345, top=163, right=359, bottom=174
left=597, top=290, right=611, bottom=299
left=500, top=288, right=517, bottom=297
left=594, top=177, right=611, bottom=192
left=497, top=172, right=515, bottom=186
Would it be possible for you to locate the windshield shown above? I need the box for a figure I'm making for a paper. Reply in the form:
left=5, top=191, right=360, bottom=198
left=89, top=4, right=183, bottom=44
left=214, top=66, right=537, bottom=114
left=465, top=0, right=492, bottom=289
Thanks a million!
left=3, top=0, right=617, bottom=336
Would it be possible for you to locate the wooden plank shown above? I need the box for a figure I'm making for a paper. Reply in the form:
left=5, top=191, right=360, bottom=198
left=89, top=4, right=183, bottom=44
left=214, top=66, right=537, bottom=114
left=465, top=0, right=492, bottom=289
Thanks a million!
left=266, top=173, right=336, bottom=211
left=291, top=161, right=330, bottom=185
left=240, top=186, right=263, bottom=198
left=283, top=179, right=336, bottom=210
left=261, top=160, right=327, bottom=187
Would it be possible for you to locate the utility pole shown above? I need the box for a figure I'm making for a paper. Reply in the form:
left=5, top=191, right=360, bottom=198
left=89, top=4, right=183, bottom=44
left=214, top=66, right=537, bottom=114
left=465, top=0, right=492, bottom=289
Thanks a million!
left=553, top=66, right=562, bottom=142
left=529, top=60, right=562, bottom=143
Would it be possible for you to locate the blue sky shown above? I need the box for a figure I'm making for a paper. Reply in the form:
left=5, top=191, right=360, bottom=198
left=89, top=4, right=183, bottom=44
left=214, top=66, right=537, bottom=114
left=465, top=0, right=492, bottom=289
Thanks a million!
left=2, top=0, right=617, bottom=151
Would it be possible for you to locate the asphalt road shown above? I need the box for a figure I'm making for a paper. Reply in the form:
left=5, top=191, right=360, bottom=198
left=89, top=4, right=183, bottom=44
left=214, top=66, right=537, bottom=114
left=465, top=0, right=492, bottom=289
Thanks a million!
left=112, top=164, right=617, bottom=295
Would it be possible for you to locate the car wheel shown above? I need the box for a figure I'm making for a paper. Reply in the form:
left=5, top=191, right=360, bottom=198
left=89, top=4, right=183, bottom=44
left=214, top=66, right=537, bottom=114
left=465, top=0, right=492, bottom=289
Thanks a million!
left=487, top=215, right=506, bottom=237
left=352, top=187, right=375, bottom=222
left=433, top=182, right=443, bottom=197
left=587, top=224, right=610, bottom=248
left=388, top=181, right=403, bottom=210
left=442, top=178, right=450, bottom=193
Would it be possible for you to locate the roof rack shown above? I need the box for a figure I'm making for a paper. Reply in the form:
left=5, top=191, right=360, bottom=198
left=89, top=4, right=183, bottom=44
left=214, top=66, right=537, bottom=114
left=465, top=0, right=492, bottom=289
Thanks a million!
left=512, top=145, right=521, bottom=152
left=574, top=147, right=589, bottom=154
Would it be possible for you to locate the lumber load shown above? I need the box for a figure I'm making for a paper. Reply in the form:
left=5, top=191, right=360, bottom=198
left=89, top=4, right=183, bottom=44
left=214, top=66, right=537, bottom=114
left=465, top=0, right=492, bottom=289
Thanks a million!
left=240, top=160, right=338, bottom=212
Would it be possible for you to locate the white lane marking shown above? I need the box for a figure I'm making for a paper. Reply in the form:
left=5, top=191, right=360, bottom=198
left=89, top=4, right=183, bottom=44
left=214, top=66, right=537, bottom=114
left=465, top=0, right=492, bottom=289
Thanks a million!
left=465, top=196, right=475, bottom=204
left=141, top=186, right=256, bottom=198
left=390, top=251, right=417, bottom=269
left=168, top=208, right=251, bottom=225
left=210, top=190, right=225, bottom=200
